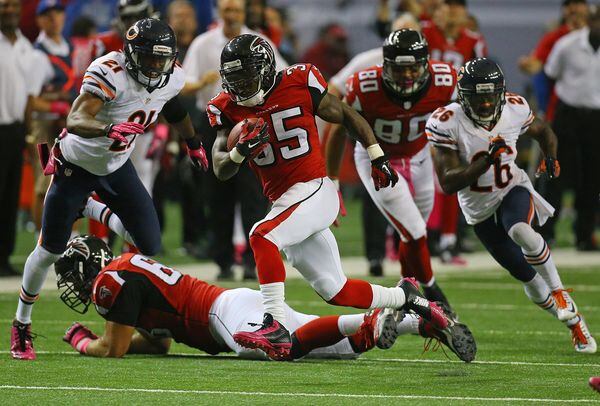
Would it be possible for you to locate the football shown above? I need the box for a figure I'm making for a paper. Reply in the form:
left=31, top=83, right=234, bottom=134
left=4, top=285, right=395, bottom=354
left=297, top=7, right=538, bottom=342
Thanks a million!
left=227, top=118, right=260, bottom=152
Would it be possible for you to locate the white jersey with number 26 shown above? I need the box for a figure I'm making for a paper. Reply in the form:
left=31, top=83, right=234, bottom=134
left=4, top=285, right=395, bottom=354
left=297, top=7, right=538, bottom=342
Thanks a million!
left=425, top=93, right=554, bottom=225
left=60, top=51, right=184, bottom=176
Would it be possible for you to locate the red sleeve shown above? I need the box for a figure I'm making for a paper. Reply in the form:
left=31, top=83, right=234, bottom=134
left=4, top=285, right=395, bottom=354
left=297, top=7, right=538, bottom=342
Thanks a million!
left=92, top=270, right=125, bottom=315
left=533, top=27, right=568, bottom=63
left=344, top=73, right=360, bottom=110
left=206, top=93, right=234, bottom=129
left=305, top=64, right=328, bottom=111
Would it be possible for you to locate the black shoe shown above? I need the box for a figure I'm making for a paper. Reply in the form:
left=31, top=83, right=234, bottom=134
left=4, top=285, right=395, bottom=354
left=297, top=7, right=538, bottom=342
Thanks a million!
left=0, top=262, right=19, bottom=277
left=243, top=266, right=257, bottom=280
left=419, top=314, right=476, bottom=362
left=422, top=282, right=457, bottom=320
left=398, top=278, right=448, bottom=330
left=217, top=267, right=234, bottom=281
left=369, top=260, right=383, bottom=277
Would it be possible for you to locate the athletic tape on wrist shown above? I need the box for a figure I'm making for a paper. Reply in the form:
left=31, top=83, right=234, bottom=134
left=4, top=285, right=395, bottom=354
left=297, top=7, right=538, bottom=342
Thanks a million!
left=229, top=147, right=245, bottom=164
left=367, top=144, right=385, bottom=161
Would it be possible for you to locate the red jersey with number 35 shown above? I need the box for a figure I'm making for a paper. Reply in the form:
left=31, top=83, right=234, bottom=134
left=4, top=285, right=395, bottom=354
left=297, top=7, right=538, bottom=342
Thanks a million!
left=92, top=253, right=227, bottom=354
left=207, top=64, right=328, bottom=201
left=346, top=62, right=456, bottom=158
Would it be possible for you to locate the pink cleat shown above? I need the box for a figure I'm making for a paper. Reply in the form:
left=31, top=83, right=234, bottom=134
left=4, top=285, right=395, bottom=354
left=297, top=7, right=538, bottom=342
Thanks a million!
left=10, top=320, right=36, bottom=360
left=233, top=313, right=292, bottom=361
left=398, top=278, right=448, bottom=330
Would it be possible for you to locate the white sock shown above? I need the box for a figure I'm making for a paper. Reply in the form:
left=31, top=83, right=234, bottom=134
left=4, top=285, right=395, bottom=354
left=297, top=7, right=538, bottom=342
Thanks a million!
left=509, top=222, right=563, bottom=291
left=523, top=273, right=558, bottom=318
left=260, top=282, right=286, bottom=327
left=396, top=313, right=420, bottom=335
left=83, top=198, right=134, bottom=245
left=16, top=245, right=61, bottom=324
left=369, top=284, right=406, bottom=309
left=439, top=233, right=457, bottom=250
left=337, top=314, right=365, bottom=336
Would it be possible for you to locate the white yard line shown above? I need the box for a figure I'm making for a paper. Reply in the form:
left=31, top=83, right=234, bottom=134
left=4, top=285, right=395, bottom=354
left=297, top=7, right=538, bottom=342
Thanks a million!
left=0, top=385, right=597, bottom=403
left=1, top=350, right=598, bottom=368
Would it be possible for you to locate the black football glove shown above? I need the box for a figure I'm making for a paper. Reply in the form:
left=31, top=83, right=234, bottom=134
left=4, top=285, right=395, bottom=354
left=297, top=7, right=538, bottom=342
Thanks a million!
left=486, top=136, right=509, bottom=164
left=371, top=156, right=399, bottom=191
left=536, top=157, right=560, bottom=179
left=236, top=118, right=270, bottom=159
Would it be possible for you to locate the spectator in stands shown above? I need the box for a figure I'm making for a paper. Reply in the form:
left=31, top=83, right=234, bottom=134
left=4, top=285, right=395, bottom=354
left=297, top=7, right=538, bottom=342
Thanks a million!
left=421, top=0, right=486, bottom=70
left=245, top=0, right=282, bottom=47
left=70, top=17, right=100, bottom=93
left=30, top=0, right=76, bottom=232
left=518, top=0, right=588, bottom=120
left=300, top=23, right=349, bottom=80
left=183, top=0, right=286, bottom=280
left=0, top=0, right=47, bottom=276
left=265, top=6, right=297, bottom=62
left=95, top=0, right=154, bottom=55
left=376, top=0, right=441, bottom=37
left=544, top=7, right=600, bottom=251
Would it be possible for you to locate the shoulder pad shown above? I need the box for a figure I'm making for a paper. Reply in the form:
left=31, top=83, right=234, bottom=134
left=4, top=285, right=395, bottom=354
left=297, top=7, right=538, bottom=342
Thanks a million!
left=425, top=103, right=461, bottom=150
left=92, top=270, right=125, bottom=315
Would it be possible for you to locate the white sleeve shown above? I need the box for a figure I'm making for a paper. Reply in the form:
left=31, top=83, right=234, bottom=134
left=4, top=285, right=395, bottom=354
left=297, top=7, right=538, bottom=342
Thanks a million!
left=27, top=50, right=53, bottom=96
left=80, top=61, right=118, bottom=102
left=182, top=37, right=204, bottom=83
left=425, top=109, right=459, bottom=150
left=544, top=37, right=566, bottom=80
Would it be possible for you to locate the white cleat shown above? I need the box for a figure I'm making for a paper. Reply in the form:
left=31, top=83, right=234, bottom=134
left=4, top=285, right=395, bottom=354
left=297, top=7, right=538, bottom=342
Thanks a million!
left=568, top=314, right=597, bottom=354
left=375, top=308, right=404, bottom=349
left=552, top=289, right=578, bottom=322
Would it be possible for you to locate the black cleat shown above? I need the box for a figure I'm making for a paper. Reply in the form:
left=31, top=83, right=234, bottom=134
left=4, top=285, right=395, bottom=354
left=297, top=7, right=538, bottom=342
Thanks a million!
left=399, top=278, right=448, bottom=330
left=419, top=314, right=477, bottom=363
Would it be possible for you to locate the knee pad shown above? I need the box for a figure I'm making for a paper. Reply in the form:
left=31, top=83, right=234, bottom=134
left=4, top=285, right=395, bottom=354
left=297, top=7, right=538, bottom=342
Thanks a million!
left=507, top=222, right=543, bottom=252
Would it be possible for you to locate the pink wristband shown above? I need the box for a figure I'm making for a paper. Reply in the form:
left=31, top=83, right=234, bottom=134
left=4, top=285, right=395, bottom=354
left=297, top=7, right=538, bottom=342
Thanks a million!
left=76, top=337, right=92, bottom=354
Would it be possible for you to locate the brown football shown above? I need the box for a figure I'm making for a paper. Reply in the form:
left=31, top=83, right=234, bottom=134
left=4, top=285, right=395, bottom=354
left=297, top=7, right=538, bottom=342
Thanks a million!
left=227, top=118, right=260, bottom=152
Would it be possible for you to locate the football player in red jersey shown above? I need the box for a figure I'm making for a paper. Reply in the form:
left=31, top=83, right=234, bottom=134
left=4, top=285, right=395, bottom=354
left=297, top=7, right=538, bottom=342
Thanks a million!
left=421, top=0, right=487, bottom=70
left=327, top=29, right=460, bottom=318
left=208, top=34, right=448, bottom=360
left=58, top=236, right=475, bottom=362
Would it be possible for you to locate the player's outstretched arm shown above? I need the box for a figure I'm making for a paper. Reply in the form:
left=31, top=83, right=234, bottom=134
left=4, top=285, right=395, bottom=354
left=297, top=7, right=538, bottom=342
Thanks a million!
left=66, top=93, right=109, bottom=138
left=64, top=321, right=134, bottom=358
left=317, top=93, right=377, bottom=148
left=325, top=122, right=347, bottom=179
left=524, top=117, right=560, bottom=179
left=432, top=146, right=491, bottom=195
left=212, top=129, right=241, bottom=181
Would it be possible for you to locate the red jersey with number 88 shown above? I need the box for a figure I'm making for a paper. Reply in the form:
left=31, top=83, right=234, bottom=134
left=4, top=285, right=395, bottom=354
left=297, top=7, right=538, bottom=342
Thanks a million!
left=207, top=64, right=328, bottom=201
left=345, top=62, right=456, bottom=159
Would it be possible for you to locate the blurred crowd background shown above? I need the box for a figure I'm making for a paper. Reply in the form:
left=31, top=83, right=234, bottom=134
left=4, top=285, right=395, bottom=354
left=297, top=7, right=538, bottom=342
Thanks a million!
left=2, top=0, right=599, bottom=279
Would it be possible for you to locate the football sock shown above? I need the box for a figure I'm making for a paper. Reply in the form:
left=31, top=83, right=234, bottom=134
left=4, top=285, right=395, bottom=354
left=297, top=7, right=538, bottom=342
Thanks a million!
left=523, top=273, right=558, bottom=318
left=509, top=222, right=563, bottom=291
left=83, top=198, right=134, bottom=245
left=259, top=282, right=286, bottom=327
left=16, top=245, right=60, bottom=324
left=399, top=236, right=433, bottom=285
left=397, top=313, right=420, bottom=336
left=439, top=233, right=457, bottom=251
left=440, top=192, right=460, bottom=235
left=422, top=280, right=451, bottom=308
left=369, top=284, right=406, bottom=309
left=337, top=314, right=365, bottom=336
left=291, top=315, right=344, bottom=359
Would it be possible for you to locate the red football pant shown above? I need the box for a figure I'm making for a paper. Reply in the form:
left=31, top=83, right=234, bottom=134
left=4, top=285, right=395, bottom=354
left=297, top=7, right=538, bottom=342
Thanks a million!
left=250, top=234, right=286, bottom=284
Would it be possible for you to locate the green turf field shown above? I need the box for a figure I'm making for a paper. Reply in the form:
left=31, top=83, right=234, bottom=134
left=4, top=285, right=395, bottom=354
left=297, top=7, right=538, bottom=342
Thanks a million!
left=1, top=266, right=599, bottom=404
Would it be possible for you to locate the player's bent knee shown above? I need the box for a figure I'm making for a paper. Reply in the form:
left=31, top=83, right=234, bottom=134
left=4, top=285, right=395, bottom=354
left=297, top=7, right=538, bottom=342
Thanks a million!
left=507, top=222, right=539, bottom=252
left=137, top=237, right=162, bottom=256
left=310, top=276, right=347, bottom=302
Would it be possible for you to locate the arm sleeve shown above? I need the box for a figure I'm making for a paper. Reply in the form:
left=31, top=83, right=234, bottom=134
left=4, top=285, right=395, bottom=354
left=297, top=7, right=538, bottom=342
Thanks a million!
left=103, top=280, right=143, bottom=327
left=425, top=109, right=459, bottom=150
left=81, top=62, right=117, bottom=102
left=307, top=64, right=328, bottom=112
left=344, top=74, right=362, bottom=112
left=206, top=99, right=234, bottom=130
left=161, top=96, right=188, bottom=123
left=544, top=38, right=565, bottom=80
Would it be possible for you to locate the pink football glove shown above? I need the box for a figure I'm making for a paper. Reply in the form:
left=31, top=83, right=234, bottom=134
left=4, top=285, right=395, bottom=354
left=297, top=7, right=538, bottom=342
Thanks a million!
left=106, top=122, right=146, bottom=145
left=146, top=123, right=169, bottom=159
left=49, top=101, right=71, bottom=117
left=63, top=322, right=97, bottom=354
left=186, top=137, right=209, bottom=171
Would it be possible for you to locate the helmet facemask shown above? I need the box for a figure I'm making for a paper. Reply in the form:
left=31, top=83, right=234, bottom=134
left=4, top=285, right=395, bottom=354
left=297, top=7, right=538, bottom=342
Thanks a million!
left=459, top=83, right=505, bottom=129
left=125, top=41, right=177, bottom=91
left=220, top=57, right=274, bottom=107
left=383, top=55, right=430, bottom=96
left=55, top=237, right=113, bottom=314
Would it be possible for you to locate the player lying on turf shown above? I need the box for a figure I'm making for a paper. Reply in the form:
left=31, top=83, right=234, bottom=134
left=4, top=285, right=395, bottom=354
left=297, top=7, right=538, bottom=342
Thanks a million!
left=427, top=58, right=596, bottom=354
left=56, top=235, right=476, bottom=362
left=326, top=29, right=457, bottom=316
left=207, top=34, right=449, bottom=360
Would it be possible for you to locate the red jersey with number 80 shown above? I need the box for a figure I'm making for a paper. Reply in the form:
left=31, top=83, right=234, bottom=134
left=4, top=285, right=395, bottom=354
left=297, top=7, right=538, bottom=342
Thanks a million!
left=345, top=62, right=456, bottom=159
left=92, top=253, right=227, bottom=354
left=207, top=64, right=328, bottom=201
